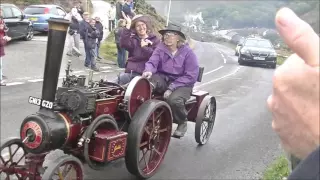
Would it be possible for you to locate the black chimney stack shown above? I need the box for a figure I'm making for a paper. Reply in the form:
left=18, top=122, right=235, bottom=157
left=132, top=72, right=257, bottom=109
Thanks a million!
left=40, top=18, right=70, bottom=106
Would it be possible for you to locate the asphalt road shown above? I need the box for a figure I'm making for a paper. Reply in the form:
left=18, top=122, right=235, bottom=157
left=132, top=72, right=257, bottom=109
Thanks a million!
left=0, top=39, right=283, bottom=179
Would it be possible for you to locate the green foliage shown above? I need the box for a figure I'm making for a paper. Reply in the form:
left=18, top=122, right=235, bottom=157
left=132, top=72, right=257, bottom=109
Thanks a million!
left=263, top=155, right=290, bottom=180
left=100, top=30, right=117, bottom=62
left=200, top=1, right=319, bottom=33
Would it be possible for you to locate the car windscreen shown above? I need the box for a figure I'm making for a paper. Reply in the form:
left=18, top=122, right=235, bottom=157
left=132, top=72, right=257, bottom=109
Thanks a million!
left=24, top=7, right=47, bottom=14
left=244, top=39, right=273, bottom=48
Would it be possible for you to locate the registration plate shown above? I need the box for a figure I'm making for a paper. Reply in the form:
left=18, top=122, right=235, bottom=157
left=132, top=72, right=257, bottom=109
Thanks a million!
left=28, top=96, right=53, bottom=109
left=253, top=57, right=265, bottom=60
left=29, top=17, right=38, bottom=21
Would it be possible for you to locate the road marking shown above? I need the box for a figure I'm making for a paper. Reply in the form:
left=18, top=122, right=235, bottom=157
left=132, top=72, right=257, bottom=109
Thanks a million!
left=101, top=70, right=113, bottom=73
left=204, top=66, right=224, bottom=75
left=73, top=70, right=84, bottom=74
left=5, top=82, right=25, bottom=86
left=28, top=79, right=43, bottom=82
left=220, top=53, right=227, bottom=63
left=16, top=77, right=32, bottom=80
left=195, top=67, right=242, bottom=89
left=100, top=66, right=112, bottom=69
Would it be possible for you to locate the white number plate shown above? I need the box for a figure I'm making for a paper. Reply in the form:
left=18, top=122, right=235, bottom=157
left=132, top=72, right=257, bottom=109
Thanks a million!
left=28, top=96, right=53, bottom=109
left=253, top=57, right=265, bottom=60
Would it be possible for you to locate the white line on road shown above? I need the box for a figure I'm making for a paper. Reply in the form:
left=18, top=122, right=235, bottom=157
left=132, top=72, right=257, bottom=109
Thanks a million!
left=73, top=70, right=84, bottom=74
left=204, top=66, right=224, bottom=76
left=28, top=79, right=43, bottom=82
left=5, top=82, right=25, bottom=86
left=100, top=66, right=112, bottom=69
left=220, top=53, right=227, bottom=63
left=195, top=67, right=242, bottom=89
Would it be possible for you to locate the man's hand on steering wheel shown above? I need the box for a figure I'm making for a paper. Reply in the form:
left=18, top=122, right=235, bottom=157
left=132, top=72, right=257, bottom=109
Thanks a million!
left=142, top=71, right=152, bottom=79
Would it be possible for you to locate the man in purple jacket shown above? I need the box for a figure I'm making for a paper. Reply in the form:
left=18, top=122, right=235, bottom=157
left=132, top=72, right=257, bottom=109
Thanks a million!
left=142, top=24, right=199, bottom=138
left=115, top=12, right=160, bottom=85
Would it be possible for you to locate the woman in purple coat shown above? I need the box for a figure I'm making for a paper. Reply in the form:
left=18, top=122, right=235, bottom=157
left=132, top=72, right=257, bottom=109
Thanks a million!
left=115, top=12, right=160, bottom=85
left=142, top=24, right=199, bottom=138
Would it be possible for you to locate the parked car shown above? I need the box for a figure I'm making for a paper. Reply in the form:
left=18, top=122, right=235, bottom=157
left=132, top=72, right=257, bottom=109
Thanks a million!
left=0, top=4, right=34, bottom=41
left=23, top=5, right=67, bottom=32
left=238, top=37, right=277, bottom=69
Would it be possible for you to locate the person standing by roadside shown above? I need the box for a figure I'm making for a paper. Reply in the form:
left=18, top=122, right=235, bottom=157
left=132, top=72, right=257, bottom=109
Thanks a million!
left=65, top=8, right=82, bottom=56
left=122, top=0, right=135, bottom=18
left=267, top=7, right=319, bottom=179
left=95, top=16, right=103, bottom=60
left=80, top=12, right=98, bottom=70
left=0, top=9, right=8, bottom=36
left=75, top=1, right=84, bottom=18
left=0, top=23, right=11, bottom=86
left=116, top=0, right=124, bottom=21
left=114, top=19, right=127, bottom=68
left=80, top=17, right=100, bottom=71
left=108, top=2, right=116, bottom=32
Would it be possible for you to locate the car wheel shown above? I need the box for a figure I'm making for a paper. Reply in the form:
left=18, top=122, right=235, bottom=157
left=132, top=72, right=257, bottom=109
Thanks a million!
left=24, top=26, right=34, bottom=41
left=238, top=55, right=244, bottom=65
left=270, top=63, right=276, bottom=69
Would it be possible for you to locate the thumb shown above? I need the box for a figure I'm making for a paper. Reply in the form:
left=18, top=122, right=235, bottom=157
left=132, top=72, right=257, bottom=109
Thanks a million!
left=275, top=7, right=319, bottom=67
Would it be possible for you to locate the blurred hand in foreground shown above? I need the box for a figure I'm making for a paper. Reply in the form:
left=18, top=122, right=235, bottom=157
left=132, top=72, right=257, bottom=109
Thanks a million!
left=267, top=7, right=319, bottom=160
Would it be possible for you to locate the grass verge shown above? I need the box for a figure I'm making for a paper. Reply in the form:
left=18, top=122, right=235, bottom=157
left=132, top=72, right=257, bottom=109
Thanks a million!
left=277, top=56, right=287, bottom=65
left=262, top=155, right=290, bottom=180
left=100, top=31, right=117, bottom=62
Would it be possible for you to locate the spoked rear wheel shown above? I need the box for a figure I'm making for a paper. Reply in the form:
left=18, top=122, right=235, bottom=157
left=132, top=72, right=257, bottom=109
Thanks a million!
left=42, top=155, right=84, bottom=180
left=195, top=96, right=217, bottom=145
left=0, top=137, right=27, bottom=180
left=125, top=100, right=172, bottom=179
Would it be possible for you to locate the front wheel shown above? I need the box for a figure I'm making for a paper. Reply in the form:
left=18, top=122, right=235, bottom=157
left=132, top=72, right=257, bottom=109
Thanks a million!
left=125, top=100, right=173, bottom=179
left=41, top=155, right=84, bottom=180
left=24, top=26, right=34, bottom=41
left=195, top=96, right=217, bottom=145
left=0, top=137, right=27, bottom=180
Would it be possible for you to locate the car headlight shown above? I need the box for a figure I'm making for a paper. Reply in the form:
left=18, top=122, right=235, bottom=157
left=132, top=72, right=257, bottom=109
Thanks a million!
left=240, top=49, right=250, bottom=54
left=269, top=51, right=277, bottom=57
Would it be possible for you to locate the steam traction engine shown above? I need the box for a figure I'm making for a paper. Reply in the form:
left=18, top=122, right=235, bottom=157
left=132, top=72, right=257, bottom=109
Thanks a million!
left=0, top=18, right=217, bottom=180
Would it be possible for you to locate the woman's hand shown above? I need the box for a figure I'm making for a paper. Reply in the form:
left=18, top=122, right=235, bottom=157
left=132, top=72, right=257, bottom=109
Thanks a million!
left=3, top=36, right=11, bottom=41
left=163, top=90, right=172, bottom=99
left=145, top=39, right=153, bottom=45
left=141, top=39, right=149, bottom=47
left=122, top=11, right=131, bottom=29
left=142, top=71, right=152, bottom=79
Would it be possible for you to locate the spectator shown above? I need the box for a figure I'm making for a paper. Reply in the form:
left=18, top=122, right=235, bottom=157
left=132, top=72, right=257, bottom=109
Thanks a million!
left=94, top=16, right=103, bottom=60
left=75, top=1, right=84, bottom=18
left=129, top=0, right=135, bottom=9
left=108, top=2, right=116, bottom=32
left=267, top=7, right=319, bottom=179
left=116, top=0, right=125, bottom=20
left=122, top=0, right=135, bottom=18
left=0, top=9, right=8, bottom=36
left=114, top=19, right=127, bottom=68
left=80, top=12, right=99, bottom=71
left=85, top=18, right=99, bottom=71
left=64, top=7, right=83, bottom=56
left=0, top=23, right=11, bottom=86
left=113, top=12, right=160, bottom=85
